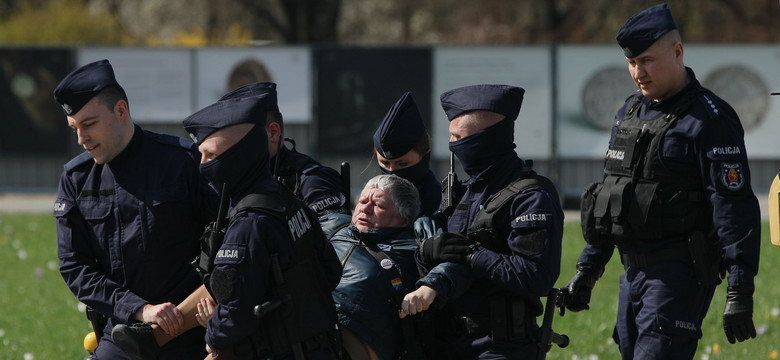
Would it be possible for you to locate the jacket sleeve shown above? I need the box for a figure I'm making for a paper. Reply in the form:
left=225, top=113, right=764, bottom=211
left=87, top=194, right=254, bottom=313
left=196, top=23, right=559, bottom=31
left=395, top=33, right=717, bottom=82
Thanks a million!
left=416, top=260, right=473, bottom=306
left=206, top=215, right=273, bottom=350
left=468, top=189, right=564, bottom=298
left=695, top=105, right=761, bottom=288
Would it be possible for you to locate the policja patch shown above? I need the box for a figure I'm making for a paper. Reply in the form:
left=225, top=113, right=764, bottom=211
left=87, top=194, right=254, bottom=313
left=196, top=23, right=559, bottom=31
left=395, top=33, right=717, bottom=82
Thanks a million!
left=721, top=162, right=745, bottom=191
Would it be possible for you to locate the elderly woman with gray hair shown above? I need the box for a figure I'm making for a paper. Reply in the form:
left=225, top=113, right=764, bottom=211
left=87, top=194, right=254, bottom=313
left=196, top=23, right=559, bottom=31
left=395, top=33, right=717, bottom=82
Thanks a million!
left=320, top=174, right=424, bottom=360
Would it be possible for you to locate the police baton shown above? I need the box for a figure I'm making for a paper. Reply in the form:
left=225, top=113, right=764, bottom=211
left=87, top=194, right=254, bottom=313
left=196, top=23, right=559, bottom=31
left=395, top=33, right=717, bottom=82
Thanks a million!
left=340, top=161, right=351, bottom=210
left=537, top=288, right=570, bottom=360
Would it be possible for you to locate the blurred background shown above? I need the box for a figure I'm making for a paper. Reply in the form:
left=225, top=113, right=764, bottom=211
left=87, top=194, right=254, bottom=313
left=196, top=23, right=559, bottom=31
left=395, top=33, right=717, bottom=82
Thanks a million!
left=1, top=0, right=779, bottom=208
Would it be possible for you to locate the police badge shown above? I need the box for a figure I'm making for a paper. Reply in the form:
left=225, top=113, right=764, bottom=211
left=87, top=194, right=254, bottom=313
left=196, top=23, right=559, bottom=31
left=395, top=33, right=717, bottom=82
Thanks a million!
left=721, top=162, right=744, bottom=191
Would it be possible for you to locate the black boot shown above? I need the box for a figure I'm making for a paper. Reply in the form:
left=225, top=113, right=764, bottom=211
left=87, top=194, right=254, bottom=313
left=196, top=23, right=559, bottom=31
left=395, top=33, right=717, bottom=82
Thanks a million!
left=111, top=323, right=160, bottom=360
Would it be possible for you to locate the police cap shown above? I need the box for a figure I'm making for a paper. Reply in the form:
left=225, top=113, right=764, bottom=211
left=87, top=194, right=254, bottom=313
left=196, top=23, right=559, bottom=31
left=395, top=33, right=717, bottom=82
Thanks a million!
left=53, top=59, right=120, bottom=116
left=373, top=92, right=426, bottom=159
left=183, top=96, right=269, bottom=145
left=616, top=3, right=678, bottom=58
left=219, top=81, right=279, bottom=111
left=439, top=84, right=525, bottom=122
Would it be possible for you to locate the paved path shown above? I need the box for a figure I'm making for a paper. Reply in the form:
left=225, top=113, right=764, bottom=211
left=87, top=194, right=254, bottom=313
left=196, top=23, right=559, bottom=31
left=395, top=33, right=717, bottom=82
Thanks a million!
left=0, top=193, right=57, bottom=214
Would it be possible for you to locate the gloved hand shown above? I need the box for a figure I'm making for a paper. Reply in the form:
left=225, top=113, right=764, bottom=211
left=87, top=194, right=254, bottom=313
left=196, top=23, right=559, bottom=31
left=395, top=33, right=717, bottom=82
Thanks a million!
left=563, top=263, right=604, bottom=312
left=414, top=216, right=443, bottom=243
left=420, top=232, right=476, bottom=264
left=723, top=284, right=756, bottom=344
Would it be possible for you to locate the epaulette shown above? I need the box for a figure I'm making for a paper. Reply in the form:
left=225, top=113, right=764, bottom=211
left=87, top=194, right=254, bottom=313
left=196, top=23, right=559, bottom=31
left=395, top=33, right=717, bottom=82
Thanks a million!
left=148, top=131, right=197, bottom=151
left=698, top=92, right=722, bottom=118
left=63, top=152, right=94, bottom=172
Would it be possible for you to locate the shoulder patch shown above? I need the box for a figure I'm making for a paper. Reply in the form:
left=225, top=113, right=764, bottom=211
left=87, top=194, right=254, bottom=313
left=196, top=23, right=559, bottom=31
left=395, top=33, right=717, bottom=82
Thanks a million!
left=64, top=152, right=94, bottom=172
left=213, top=243, right=246, bottom=265
left=720, top=162, right=745, bottom=191
left=511, top=211, right=553, bottom=229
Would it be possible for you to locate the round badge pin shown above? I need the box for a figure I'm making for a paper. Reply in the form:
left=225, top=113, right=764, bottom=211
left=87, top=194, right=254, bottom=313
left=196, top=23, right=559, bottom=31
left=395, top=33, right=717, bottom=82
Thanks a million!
left=380, top=258, right=394, bottom=269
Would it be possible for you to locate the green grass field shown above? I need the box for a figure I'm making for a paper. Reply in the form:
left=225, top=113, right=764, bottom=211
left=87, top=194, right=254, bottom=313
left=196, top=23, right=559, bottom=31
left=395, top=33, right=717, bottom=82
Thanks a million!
left=0, top=213, right=777, bottom=359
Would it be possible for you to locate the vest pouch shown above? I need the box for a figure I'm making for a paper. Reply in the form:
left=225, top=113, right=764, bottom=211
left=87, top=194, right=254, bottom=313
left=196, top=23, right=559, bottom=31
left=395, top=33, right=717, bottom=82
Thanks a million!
left=258, top=248, right=337, bottom=357
left=608, top=177, right=633, bottom=237
left=626, top=181, right=660, bottom=238
left=581, top=182, right=613, bottom=246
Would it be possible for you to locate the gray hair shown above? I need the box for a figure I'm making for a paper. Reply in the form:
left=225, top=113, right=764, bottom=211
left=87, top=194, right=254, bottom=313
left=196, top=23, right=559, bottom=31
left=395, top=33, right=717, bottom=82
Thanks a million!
left=363, top=174, right=420, bottom=223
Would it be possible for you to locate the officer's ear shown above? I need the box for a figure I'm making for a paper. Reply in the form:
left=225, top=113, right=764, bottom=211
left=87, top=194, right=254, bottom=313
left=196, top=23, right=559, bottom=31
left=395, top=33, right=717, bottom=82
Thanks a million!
left=266, top=121, right=281, bottom=144
left=114, top=100, right=130, bottom=123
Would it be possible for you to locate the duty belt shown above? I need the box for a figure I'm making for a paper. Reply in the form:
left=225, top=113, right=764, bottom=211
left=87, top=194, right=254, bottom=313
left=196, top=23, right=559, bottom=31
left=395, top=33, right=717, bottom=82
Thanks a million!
left=620, top=243, right=690, bottom=269
left=448, top=316, right=492, bottom=338
left=447, top=297, right=535, bottom=341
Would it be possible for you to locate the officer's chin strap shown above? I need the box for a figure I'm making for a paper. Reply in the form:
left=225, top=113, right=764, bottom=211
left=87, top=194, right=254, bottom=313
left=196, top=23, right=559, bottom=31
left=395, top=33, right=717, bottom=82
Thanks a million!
left=272, top=133, right=285, bottom=179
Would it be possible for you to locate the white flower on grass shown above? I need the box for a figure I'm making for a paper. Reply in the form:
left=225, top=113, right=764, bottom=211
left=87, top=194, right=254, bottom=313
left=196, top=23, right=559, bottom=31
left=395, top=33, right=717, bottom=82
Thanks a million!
left=78, top=302, right=88, bottom=313
left=24, top=353, right=33, bottom=360
left=588, top=355, right=598, bottom=360
left=771, top=308, right=779, bottom=319
left=17, top=249, right=27, bottom=260
left=47, top=261, right=57, bottom=271
left=757, top=324, right=768, bottom=335
left=12, top=239, right=21, bottom=248
left=700, top=354, right=709, bottom=360
left=0, top=329, right=4, bottom=337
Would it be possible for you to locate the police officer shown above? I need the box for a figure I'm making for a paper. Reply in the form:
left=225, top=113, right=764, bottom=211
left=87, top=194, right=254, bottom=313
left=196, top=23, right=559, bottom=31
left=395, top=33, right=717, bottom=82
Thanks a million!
left=564, top=4, right=761, bottom=359
left=373, top=92, right=442, bottom=217
left=323, top=174, right=422, bottom=360
left=110, top=82, right=350, bottom=359
left=218, top=82, right=351, bottom=218
left=182, top=94, right=343, bottom=359
left=402, top=84, right=564, bottom=359
left=53, top=59, right=217, bottom=359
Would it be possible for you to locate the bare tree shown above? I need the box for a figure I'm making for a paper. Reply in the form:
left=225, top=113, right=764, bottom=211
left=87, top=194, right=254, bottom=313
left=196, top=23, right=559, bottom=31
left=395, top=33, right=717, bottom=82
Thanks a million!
left=236, top=0, right=341, bottom=44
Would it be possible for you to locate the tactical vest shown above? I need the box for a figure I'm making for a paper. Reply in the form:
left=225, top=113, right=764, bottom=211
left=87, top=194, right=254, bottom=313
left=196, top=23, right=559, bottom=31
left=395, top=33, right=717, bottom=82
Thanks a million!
left=229, top=188, right=338, bottom=359
left=594, top=88, right=707, bottom=240
left=469, top=164, right=560, bottom=255
left=274, top=141, right=314, bottom=199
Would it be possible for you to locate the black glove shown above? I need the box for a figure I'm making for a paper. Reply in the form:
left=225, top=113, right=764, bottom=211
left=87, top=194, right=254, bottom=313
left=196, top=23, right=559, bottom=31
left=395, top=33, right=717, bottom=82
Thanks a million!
left=723, top=285, right=756, bottom=344
left=563, top=263, right=604, bottom=312
left=420, top=232, right=476, bottom=264
left=414, top=216, right=442, bottom=243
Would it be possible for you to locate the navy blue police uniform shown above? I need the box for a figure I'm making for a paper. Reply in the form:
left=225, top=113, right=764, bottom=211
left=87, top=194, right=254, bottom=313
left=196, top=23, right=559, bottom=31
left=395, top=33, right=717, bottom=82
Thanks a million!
left=374, top=92, right=442, bottom=217
left=183, top=95, right=343, bottom=359
left=218, top=82, right=351, bottom=218
left=570, top=4, right=761, bottom=359
left=52, top=60, right=217, bottom=359
left=417, top=85, right=564, bottom=359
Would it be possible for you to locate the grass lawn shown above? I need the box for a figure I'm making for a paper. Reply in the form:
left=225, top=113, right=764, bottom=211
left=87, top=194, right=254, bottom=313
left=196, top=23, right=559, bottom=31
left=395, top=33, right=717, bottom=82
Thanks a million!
left=0, top=213, right=777, bottom=359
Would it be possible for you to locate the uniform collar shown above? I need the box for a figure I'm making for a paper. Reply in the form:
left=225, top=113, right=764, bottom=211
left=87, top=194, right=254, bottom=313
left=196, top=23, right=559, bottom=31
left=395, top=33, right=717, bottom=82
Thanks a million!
left=646, top=67, right=700, bottom=112
left=107, top=124, right=144, bottom=169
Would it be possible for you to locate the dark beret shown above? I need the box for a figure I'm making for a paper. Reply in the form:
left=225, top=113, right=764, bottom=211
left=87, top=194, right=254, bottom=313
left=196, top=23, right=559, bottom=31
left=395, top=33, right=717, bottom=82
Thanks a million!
left=53, top=59, right=120, bottom=116
left=616, top=3, right=678, bottom=58
left=373, top=92, right=426, bottom=159
left=440, top=84, right=525, bottom=122
left=183, top=95, right=268, bottom=145
left=218, top=81, right=279, bottom=111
